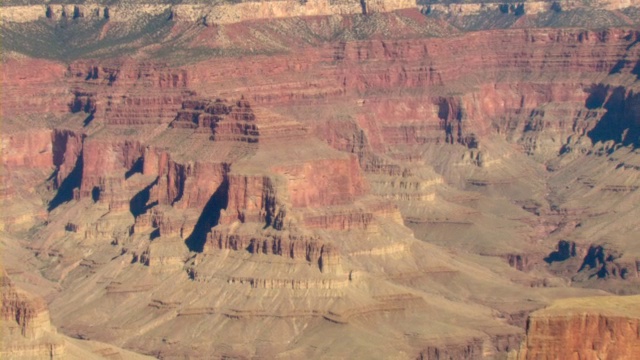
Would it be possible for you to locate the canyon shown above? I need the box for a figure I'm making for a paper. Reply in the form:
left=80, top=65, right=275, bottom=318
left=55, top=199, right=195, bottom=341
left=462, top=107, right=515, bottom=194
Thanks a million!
left=2, top=0, right=640, bottom=358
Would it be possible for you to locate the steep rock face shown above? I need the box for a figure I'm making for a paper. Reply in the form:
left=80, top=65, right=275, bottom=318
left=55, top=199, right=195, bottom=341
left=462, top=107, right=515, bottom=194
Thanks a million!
left=2, top=4, right=640, bottom=359
left=51, top=129, right=84, bottom=190
left=222, top=173, right=281, bottom=225
left=417, top=339, right=484, bottom=360
left=171, top=98, right=308, bottom=142
left=1, top=130, right=53, bottom=170
left=0, top=58, right=71, bottom=117
left=174, top=28, right=640, bottom=168
left=204, top=228, right=341, bottom=275
left=0, top=129, right=54, bottom=230
left=0, top=267, right=65, bottom=359
left=2, top=0, right=640, bottom=25
left=67, top=61, right=189, bottom=126
left=519, top=296, right=640, bottom=360
left=79, top=139, right=144, bottom=201
left=273, top=156, right=366, bottom=208
left=2, top=94, right=526, bottom=358
left=0, top=0, right=407, bottom=25
left=1, top=269, right=53, bottom=339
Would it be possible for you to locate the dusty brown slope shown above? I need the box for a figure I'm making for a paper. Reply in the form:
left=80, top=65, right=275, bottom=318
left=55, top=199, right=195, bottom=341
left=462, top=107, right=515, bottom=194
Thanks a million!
left=2, top=1, right=640, bottom=359
left=0, top=259, right=154, bottom=359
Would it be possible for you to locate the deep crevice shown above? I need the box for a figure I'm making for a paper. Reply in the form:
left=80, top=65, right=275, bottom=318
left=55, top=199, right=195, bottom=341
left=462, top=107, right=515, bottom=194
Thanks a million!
left=83, top=111, right=95, bottom=127
left=544, top=240, right=577, bottom=263
left=125, top=157, right=144, bottom=179
left=91, top=186, right=100, bottom=202
left=587, top=87, right=640, bottom=147
left=608, top=60, right=627, bottom=74
left=184, top=178, right=229, bottom=252
left=130, top=177, right=158, bottom=217
left=632, top=60, right=640, bottom=78
left=359, top=0, right=367, bottom=15
left=48, top=153, right=83, bottom=211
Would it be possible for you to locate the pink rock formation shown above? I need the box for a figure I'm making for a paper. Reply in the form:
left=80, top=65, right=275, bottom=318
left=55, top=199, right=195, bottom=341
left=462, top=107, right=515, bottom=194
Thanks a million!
left=2, top=5, right=640, bottom=359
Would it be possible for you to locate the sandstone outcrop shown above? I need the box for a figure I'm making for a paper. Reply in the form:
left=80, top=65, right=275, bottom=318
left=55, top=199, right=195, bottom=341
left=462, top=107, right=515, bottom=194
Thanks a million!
left=518, top=295, right=640, bottom=359
left=2, top=0, right=640, bottom=26
left=2, top=1, right=640, bottom=358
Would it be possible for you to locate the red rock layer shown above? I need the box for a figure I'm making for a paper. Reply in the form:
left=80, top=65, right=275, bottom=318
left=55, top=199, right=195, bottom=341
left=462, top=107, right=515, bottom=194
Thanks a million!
left=1, top=130, right=54, bottom=170
left=520, top=309, right=640, bottom=359
left=67, top=61, right=190, bottom=126
left=1, top=58, right=71, bottom=118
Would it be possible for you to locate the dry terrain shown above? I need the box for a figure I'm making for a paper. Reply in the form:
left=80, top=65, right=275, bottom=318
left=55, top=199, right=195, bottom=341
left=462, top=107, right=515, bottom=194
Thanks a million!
left=2, top=0, right=640, bottom=358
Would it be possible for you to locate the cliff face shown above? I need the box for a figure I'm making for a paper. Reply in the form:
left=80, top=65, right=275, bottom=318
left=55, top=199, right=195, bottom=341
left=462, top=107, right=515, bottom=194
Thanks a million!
left=519, top=296, right=640, bottom=360
left=0, top=271, right=64, bottom=359
left=0, top=58, right=71, bottom=117
left=0, top=129, right=53, bottom=231
left=1, top=269, right=53, bottom=340
left=2, top=0, right=639, bottom=25
left=58, top=27, right=639, bottom=169
left=2, top=1, right=640, bottom=359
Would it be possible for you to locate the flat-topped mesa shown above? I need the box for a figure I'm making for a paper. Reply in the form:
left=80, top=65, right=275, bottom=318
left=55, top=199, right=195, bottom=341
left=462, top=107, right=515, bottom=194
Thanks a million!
left=272, top=155, right=367, bottom=208
left=518, top=295, right=640, bottom=359
left=0, top=0, right=412, bottom=25
left=2, top=0, right=640, bottom=25
left=425, top=0, right=640, bottom=16
left=170, top=98, right=307, bottom=143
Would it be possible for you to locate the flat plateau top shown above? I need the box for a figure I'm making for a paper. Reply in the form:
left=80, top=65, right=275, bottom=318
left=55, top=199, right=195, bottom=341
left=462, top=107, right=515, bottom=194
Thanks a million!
left=532, top=295, right=640, bottom=318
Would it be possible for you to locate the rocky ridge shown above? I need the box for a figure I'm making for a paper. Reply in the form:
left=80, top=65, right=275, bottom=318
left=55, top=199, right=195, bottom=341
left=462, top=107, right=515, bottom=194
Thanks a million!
left=2, top=0, right=639, bottom=25
left=2, top=1, right=640, bottom=359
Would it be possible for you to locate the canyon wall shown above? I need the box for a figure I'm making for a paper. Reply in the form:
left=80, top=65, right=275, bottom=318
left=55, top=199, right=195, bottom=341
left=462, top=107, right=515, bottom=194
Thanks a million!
left=518, top=296, right=640, bottom=359
left=2, top=0, right=640, bottom=25
left=2, top=2, right=640, bottom=358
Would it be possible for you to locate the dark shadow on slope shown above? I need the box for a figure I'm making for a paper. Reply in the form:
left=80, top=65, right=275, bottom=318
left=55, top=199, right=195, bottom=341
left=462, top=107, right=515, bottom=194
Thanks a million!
left=608, top=60, right=627, bottom=74
left=125, top=157, right=144, bottom=179
left=587, top=87, right=640, bottom=147
left=578, top=245, right=605, bottom=272
left=359, top=0, right=367, bottom=15
left=544, top=240, right=576, bottom=263
left=130, top=177, right=158, bottom=217
left=48, top=153, right=83, bottom=211
left=150, top=228, right=160, bottom=241
left=632, top=60, right=640, bottom=78
left=91, top=186, right=100, bottom=202
left=170, top=166, right=186, bottom=205
left=83, top=111, right=95, bottom=127
left=584, top=84, right=609, bottom=109
left=184, top=178, right=229, bottom=253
